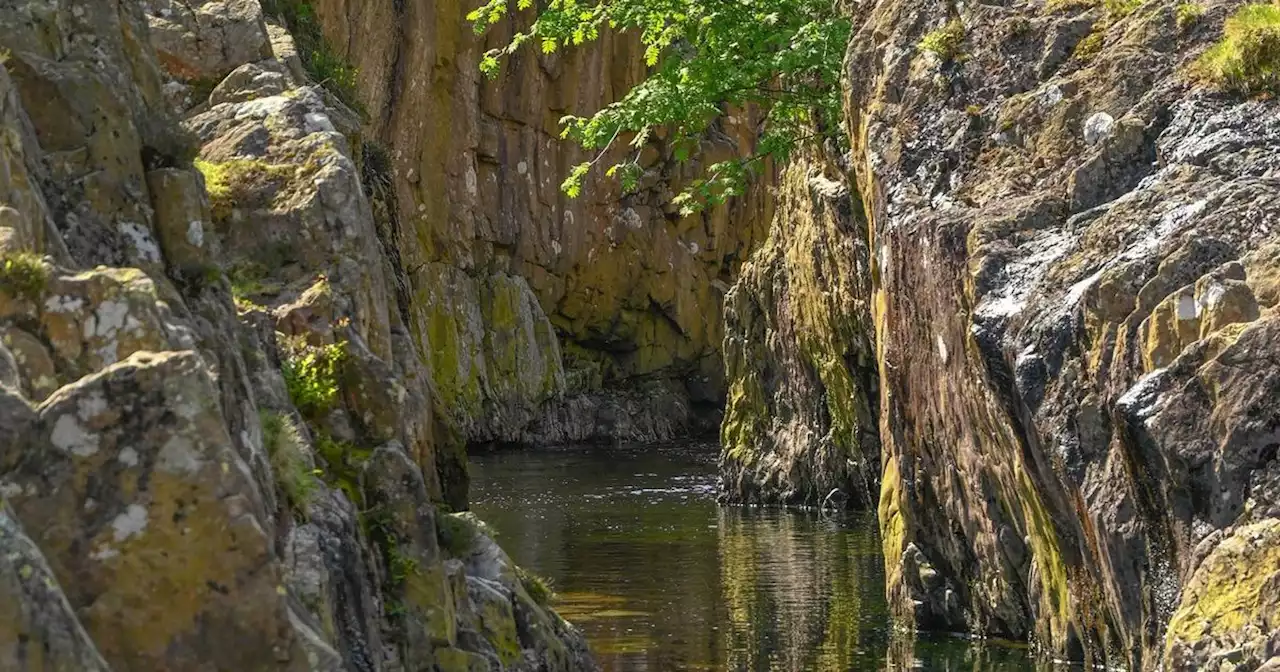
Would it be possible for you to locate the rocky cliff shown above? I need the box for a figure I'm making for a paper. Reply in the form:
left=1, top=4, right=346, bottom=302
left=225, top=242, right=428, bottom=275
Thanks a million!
left=720, top=155, right=880, bottom=508
left=723, top=0, right=1280, bottom=669
left=298, top=0, right=773, bottom=446
left=0, top=1, right=594, bottom=669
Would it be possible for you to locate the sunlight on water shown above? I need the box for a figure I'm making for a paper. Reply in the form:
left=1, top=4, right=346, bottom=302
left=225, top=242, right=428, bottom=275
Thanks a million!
left=469, top=444, right=1053, bottom=671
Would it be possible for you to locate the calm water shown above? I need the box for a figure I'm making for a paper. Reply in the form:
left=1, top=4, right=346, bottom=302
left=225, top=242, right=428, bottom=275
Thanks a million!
left=469, top=443, right=1049, bottom=671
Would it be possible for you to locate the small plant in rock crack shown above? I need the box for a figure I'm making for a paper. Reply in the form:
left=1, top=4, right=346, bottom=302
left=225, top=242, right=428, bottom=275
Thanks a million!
left=0, top=252, right=48, bottom=301
left=919, top=19, right=967, bottom=63
left=516, top=565, right=556, bottom=606
left=259, top=410, right=322, bottom=518
left=280, top=335, right=347, bottom=419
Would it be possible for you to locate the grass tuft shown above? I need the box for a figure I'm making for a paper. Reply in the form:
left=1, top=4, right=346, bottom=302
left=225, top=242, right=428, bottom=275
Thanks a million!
left=259, top=0, right=365, bottom=115
left=0, top=252, right=48, bottom=300
left=515, top=565, right=556, bottom=606
left=260, top=410, right=321, bottom=518
left=281, top=335, right=347, bottom=419
left=1176, top=2, right=1205, bottom=30
left=919, top=19, right=966, bottom=62
left=1197, top=3, right=1280, bottom=95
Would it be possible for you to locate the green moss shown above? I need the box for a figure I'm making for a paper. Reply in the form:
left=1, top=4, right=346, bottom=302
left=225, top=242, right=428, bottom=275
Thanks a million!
left=1197, top=3, right=1280, bottom=95
left=259, top=0, right=365, bottom=115
left=515, top=565, right=556, bottom=607
left=194, top=158, right=293, bottom=220
left=1073, top=29, right=1106, bottom=61
left=228, top=261, right=276, bottom=299
left=878, top=456, right=908, bottom=605
left=313, top=431, right=370, bottom=508
left=0, top=252, right=48, bottom=300
left=1176, top=2, right=1205, bottom=30
left=919, top=19, right=966, bottom=62
left=260, top=410, right=320, bottom=518
left=1014, top=468, right=1072, bottom=648
left=281, top=336, right=347, bottom=419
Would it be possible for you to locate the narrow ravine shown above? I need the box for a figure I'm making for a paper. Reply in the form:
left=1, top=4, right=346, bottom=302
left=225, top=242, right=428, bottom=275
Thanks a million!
left=470, top=444, right=1046, bottom=671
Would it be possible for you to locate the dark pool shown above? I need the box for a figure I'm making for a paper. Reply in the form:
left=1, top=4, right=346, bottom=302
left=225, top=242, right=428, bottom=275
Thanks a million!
left=469, top=443, right=1051, bottom=671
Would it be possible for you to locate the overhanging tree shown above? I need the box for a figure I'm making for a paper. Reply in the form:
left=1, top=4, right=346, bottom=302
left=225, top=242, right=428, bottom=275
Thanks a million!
left=468, top=0, right=850, bottom=214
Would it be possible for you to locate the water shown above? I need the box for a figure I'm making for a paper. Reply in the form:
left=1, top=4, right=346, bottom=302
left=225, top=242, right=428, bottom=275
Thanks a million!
left=469, top=443, right=1049, bottom=671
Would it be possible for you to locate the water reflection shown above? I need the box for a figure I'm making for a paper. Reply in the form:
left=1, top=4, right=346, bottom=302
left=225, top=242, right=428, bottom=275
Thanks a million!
left=468, top=444, right=1044, bottom=671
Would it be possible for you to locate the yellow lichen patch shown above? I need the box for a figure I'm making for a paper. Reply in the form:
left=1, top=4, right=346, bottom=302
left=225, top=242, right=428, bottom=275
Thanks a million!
left=1166, top=520, right=1280, bottom=655
left=402, top=561, right=457, bottom=646
left=878, top=455, right=909, bottom=604
left=1013, top=467, right=1073, bottom=650
left=78, top=470, right=293, bottom=669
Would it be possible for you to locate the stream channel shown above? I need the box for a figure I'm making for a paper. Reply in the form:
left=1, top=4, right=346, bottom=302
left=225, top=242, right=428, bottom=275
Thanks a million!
left=470, top=443, right=1055, bottom=671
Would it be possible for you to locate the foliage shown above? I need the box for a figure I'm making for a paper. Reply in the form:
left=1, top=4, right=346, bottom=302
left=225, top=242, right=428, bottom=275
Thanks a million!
left=0, top=252, right=48, bottom=300
left=281, top=335, right=347, bottom=419
left=313, top=430, right=371, bottom=510
left=387, top=544, right=420, bottom=584
left=1176, top=2, right=1205, bottom=30
left=259, top=0, right=365, bottom=114
left=515, top=565, right=556, bottom=606
left=1198, top=3, right=1280, bottom=95
left=919, top=19, right=966, bottom=62
left=468, top=0, right=851, bottom=214
left=260, top=410, right=321, bottom=517
left=436, top=512, right=477, bottom=557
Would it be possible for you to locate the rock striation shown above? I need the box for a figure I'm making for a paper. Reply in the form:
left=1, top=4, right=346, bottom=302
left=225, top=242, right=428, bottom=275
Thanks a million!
left=720, top=155, right=880, bottom=508
left=722, top=0, right=1280, bottom=669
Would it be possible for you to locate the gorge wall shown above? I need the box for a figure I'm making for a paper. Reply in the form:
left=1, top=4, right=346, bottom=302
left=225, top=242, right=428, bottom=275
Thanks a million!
left=722, top=0, right=1280, bottom=669
left=303, top=0, right=773, bottom=447
left=0, top=0, right=604, bottom=669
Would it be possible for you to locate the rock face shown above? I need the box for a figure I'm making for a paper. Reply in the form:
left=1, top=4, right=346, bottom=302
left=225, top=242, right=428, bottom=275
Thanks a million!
left=721, top=0, right=1280, bottom=669
left=720, top=156, right=879, bottom=508
left=0, top=1, right=595, bottom=669
left=300, top=0, right=774, bottom=444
